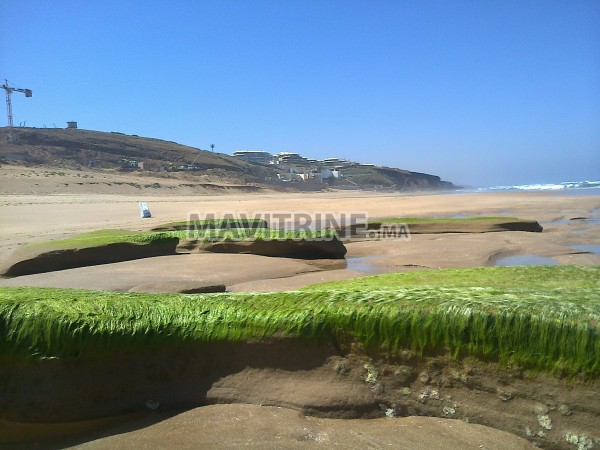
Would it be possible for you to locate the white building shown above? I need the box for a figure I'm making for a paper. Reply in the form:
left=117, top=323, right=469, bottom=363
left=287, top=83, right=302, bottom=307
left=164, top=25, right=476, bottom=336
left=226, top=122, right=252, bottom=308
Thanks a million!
left=275, top=152, right=309, bottom=165
left=232, top=150, right=273, bottom=165
left=318, top=157, right=353, bottom=168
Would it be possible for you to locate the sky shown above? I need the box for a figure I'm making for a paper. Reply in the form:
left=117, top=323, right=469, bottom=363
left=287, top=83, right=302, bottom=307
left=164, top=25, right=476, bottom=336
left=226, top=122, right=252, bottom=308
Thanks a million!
left=1, top=0, right=599, bottom=187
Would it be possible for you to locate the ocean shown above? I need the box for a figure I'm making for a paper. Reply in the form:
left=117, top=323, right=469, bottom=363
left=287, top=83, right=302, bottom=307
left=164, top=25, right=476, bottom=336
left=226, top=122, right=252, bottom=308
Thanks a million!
left=474, top=180, right=600, bottom=195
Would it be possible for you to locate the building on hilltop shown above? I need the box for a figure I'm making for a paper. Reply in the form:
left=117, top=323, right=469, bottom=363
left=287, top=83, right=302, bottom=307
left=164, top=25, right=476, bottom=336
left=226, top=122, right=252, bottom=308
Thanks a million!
left=318, top=157, right=354, bottom=169
left=231, top=149, right=350, bottom=184
left=232, top=150, right=273, bottom=165
left=274, top=152, right=308, bottom=165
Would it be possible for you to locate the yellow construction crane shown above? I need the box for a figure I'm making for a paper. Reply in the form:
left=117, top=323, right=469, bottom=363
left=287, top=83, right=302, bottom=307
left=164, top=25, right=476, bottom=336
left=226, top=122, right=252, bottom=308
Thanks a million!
left=1, top=79, right=32, bottom=127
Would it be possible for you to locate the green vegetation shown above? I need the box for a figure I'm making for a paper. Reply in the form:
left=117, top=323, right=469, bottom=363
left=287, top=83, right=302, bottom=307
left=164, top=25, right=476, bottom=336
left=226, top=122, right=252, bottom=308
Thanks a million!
left=339, top=165, right=453, bottom=190
left=341, top=167, right=393, bottom=186
left=151, top=218, right=269, bottom=231
left=304, top=266, right=600, bottom=291
left=29, top=229, right=179, bottom=250
left=28, top=217, right=530, bottom=252
left=368, top=216, right=520, bottom=225
left=186, top=228, right=338, bottom=241
left=28, top=227, right=339, bottom=251
left=1, top=266, right=599, bottom=378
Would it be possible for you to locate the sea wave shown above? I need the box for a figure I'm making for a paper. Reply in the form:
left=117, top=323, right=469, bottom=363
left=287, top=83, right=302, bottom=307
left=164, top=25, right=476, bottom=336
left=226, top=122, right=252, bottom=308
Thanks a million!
left=481, top=180, right=600, bottom=192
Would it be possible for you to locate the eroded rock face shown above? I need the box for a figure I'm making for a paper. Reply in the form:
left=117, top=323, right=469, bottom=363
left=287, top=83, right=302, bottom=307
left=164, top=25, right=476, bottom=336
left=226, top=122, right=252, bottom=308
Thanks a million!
left=62, top=406, right=537, bottom=450
left=342, top=219, right=543, bottom=238
left=0, top=236, right=347, bottom=278
left=180, top=237, right=348, bottom=259
left=127, top=281, right=226, bottom=294
left=0, top=240, right=179, bottom=277
left=1, top=342, right=597, bottom=449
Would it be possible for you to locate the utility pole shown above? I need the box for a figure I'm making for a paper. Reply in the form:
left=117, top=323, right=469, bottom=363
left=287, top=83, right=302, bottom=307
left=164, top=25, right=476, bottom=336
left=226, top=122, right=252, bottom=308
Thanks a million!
left=1, top=79, right=32, bottom=127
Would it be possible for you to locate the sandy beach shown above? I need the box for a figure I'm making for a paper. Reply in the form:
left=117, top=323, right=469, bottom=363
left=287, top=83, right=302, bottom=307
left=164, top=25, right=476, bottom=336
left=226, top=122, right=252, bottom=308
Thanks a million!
left=1, top=188, right=599, bottom=449
left=3, top=0, right=599, bottom=446
left=1, top=189, right=599, bottom=291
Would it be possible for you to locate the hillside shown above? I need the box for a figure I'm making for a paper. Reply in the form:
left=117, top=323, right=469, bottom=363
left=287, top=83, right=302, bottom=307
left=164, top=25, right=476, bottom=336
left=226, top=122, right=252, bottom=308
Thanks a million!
left=0, top=127, right=455, bottom=193
left=0, top=127, right=276, bottom=182
left=339, top=164, right=454, bottom=190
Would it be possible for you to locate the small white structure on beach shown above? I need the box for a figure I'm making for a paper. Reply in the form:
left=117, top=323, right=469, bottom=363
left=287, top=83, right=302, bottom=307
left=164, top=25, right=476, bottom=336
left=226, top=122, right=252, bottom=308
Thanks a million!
left=139, top=202, right=152, bottom=218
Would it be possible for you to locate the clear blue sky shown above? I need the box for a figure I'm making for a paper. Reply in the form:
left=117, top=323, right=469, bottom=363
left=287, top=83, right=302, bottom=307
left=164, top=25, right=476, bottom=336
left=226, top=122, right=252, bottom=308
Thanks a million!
left=2, top=0, right=599, bottom=187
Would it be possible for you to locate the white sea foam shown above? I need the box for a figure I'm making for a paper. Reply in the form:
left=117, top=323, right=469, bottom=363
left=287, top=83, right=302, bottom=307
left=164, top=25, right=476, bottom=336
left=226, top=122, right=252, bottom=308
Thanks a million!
left=479, top=180, right=600, bottom=192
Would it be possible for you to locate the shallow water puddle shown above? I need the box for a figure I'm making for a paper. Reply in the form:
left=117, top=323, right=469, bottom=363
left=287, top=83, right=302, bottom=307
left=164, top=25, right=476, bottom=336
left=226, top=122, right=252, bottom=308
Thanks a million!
left=544, top=209, right=600, bottom=226
left=571, top=244, right=600, bottom=256
left=494, top=254, right=557, bottom=266
left=346, top=256, right=381, bottom=273
left=569, top=210, right=600, bottom=225
left=570, top=218, right=600, bottom=226
left=547, top=218, right=570, bottom=225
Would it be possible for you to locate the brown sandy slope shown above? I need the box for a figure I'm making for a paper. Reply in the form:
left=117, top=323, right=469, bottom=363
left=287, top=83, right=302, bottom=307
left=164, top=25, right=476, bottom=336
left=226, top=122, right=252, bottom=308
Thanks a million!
left=0, top=164, right=271, bottom=196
